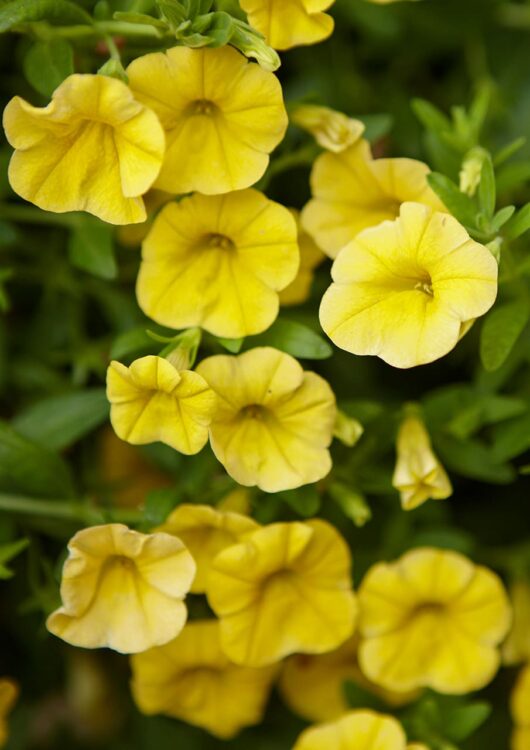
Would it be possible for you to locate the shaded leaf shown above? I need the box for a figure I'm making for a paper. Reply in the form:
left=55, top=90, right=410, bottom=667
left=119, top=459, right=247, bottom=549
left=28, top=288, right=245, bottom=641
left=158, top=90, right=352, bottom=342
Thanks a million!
left=480, top=298, right=529, bottom=372
left=245, top=319, right=332, bottom=360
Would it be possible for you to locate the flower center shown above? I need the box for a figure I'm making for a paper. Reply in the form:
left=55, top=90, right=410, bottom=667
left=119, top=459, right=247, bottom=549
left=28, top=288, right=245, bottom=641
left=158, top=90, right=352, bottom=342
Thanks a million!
left=412, top=601, right=444, bottom=619
left=242, top=404, right=267, bottom=420
left=203, top=233, right=236, bottom=251
left=414, top=273, right=434, bottom=296
left=188, top=99, right=218, bottom=117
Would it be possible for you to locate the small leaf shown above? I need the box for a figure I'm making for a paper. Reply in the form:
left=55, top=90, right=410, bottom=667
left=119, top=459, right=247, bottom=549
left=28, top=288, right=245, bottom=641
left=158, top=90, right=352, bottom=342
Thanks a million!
left=480, top=298, right=530, bottom=372
left=245, top=319, right=333, bottom=360
left=279, top=486, right=320, bottom=518
left=343, top=681, right=387, bottom=712
left=23, top=38, right=74, bottom=97
left=443, top=702, right=491, bottom=742
left=427, top=172, right=478, bottom=228
left=113, top=11, right=168, bottom=28
left=110, top=327, right=157, bottom=360
left=434, top=434, right=515, bottom=484
left=491, top=411, right=530, bottom=462
left=329, top=483, right=372, bottom=527
left=68, top=216, right=117, bottom=279
left=504, top=204, right=530, bottom=240
left=143, top=487, right=179, bottom=528
left=0, top=0, right=92, bottom=32
left=478, top=153, right=496, bottom=220
left=412, top=98, right=451, bottom=134
left=217, top=336, right=244, bottom=354
left=490, top=205, right=515, bottom=233
left=0, top=538, right=29, bottom=579
left=494, top=136, right=526, bottom=166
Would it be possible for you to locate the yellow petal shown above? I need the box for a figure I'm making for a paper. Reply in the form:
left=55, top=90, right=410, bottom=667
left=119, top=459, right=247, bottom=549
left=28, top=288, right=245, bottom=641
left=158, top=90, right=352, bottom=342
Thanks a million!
left=241, top=0, right=335, bottom=50
left=503, top=581, right=530, bottom=665
left=280, top=209, right=326, bottom=306
left=292, top=710, right=407, bottom=750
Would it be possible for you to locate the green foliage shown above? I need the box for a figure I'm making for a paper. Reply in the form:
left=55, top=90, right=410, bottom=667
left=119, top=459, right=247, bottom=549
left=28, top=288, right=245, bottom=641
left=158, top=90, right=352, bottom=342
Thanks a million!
left=0, top=0, right=91, bottom=32
left=23, top=38, right=74, bottom=96
left=68, top=215, right=117, bottom=279
left=245, top=319, right=333, bottom=360
left=480, top=298, right=530, bottom=372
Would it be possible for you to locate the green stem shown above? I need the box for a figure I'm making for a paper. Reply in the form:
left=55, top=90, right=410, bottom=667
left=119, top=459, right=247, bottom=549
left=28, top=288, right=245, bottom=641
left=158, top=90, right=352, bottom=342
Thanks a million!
left=0, top=493, right=142, bottom=526
left=27, top=20, right=165, bottom=41
left=0, top=203, right=76, bottom=228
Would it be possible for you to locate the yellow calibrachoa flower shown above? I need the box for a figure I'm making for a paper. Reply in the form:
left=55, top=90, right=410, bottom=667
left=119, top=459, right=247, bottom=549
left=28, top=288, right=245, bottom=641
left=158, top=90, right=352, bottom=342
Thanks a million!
left=196, top=348, right=336, bottom=492
left=320, top=202, right=498, bottom=369
left=106, top=356, right=217, bottom=455
left=393, top=414, right=452, bottom=510
left=117, top=190, right=173, bottom=248
left=241, top=0, right=335, bottom=50
left=358, top=547, right=511, bottom=694
left=46, top=524, right=196, bottom=654
left=207, top=520, right=357, bottom=667
left=512, top=664, right=530, bottom=750
left=131, top=620, right=277, bottom=739
left=292, top=710, right=411, bottom=750
left=280, top=210, right=326, bottom=307
left=127, top=46, right=287, bottom=195
left=504, top=580, right=530, bottom=665
left=291, top=105, right=365, bottom=153
left=302, top=138, right=443, bottom=258
left=0, top=679, right=17, bottom=748
left=3, top=75, right=165, bottom=225
left=157, top=503, right=259, bottom=593
left=136, top=190, right=299, bottom=338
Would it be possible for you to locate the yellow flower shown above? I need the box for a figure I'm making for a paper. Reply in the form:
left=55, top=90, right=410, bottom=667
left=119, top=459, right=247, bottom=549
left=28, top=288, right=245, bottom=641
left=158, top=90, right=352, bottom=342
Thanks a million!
left=206, top=520, right=357, bottom=667
left=358, top=547, right=511, bottom=694
left=240, top=0, right=335, bottom=50
left=280, top=636, right=419, bottom=723
left=217, top=487, right=252, bottom=515
left=196, top=347, right=337, bottom=492
left=292, top=710, right=410, bottom=750
left=393, top=414, right=452, bottom=510
left=127, top=46, right=287, bottom=195
left=3, top=75, right=165, bottom=225
left=157, top=503, right=259, bottom=593
left=504, top=580, right=530, bottom=665
left=46, top=524, right=196, bottom=654
left=106, top=356, right=217, bottom=455
left=319, top=202, right=498, bottom=369
left=137, top=190, right=299, bottom=338
left=0, top=679, right=17, bottom=748
left=117, top=190, right=173, bottom=248
left=302, top=138, right=443, bottom=258
left=512, top=664, right=530, bottom=750
left=291, top=105, right=365, bottom=153
left=131, top=620, right=277, bottom=739
left=280, top=209, right=326, bottom=307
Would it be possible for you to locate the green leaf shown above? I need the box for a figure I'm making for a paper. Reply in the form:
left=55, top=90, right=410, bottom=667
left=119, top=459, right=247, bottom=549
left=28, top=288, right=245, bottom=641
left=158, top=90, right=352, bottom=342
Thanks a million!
left=343, top=681, right=387, bottom=712
left=143, top=487, right=179, bottom=528
left=0, top=538, right=29, bottom=579
left=110, top=327, right=157, bottom=360
left=113, top=10, right=168, bottom=28
left=443, top=702, right=491, bottom=742
left=217, top=336, right=244, bottom=354
left=0, top=422, right=74, bottom=497
left=13, top=389, right=109, bottom=451
left=491, top=410, right=530, bottom=462
left=504, top=204, right=530, bottom=240
left=478, top=152, right=496, bottom=220
left=496, top=160, right=530, bottom=194
left=279, top=486, right=321, bottom=518
left=427, top=173, right=478, bottom=228
left=0, top=0, right=92, bottom=32
left=494, top=136, right=526, bottom=167
left=434, top=433, right=515, bottom=484
left=245, top=319, right=333, bottom=360
left=68, top=216, right=117, bottom=279
left=23, top=39, right=73, bottom=97
left=490, top=205, right=515, bottom=233
left=480, top=298, right=530, bottom=372
left=412, top=98, right=451, bottom=134
left=329, top=483, right=372, bottom=527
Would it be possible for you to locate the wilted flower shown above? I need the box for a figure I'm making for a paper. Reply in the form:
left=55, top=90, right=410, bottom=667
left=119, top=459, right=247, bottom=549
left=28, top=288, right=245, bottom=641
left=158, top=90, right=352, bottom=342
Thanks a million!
left=207, top=520, right=357, bottom=667
left=131, top=620, right=277, bottom=739
left=280, top=210, right=326, bottom=306
left=291, top=105, right=365, bottom=153
left=196, top=347, right=336, bottom=492
left=157, top=504, right=259, bottom=593
left=106, top=356, right=217, bottom=455
left=3, top=75, right=165, bottom=225
left=511, top=664, right=530, bottom=750
left=0, top=679, right=17, bottom=748
left=358, top=547, right=511, bottom=694
left=393, top=414, right=452, bottom=510
left=240, top=0, right=335, bottom=50
left=137, top=190, right=299, bottom=338
left=292, top=709, right=413, bottom=750
left=302, top=138, right=443, bottom=258
left=46, top=524, right=196, bottom=654
left=503, top=580, right=530, bottom=665
left=319, top=202, right=498, bottom=369
left=127, top=46, right=287, bottom=195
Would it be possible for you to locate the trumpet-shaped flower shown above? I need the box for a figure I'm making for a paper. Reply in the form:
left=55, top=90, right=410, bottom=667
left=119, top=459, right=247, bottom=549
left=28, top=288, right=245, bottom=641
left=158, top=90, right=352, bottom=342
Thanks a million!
left=240, top=0, right=335, bottom=50
left=157, top=504, right=259, bottom=593
left=3, top=75, right=165, bottom=225
left=106, top=356, right=217, bottom=455
left=291, top=105, right=365, bottom=153
left=206, top=520, right=357, bottom=667
left=393, top=414, right=452, bottom=510
left=504, top=580, right=530, bottom=665
left=358, top=547, right=511, bottom=694
left=292, top=710, right=412, bottom=750
left=512, top=665, right=530, bottom=750
left=320, top=202, right=498, bottom=369
left=127, top=46, right=287, bottom=195
left=46, top=524, right=196, bottom=654
left=131, top=620, right=277, bottom=739
left=0, top=679, right=17, bottom=748
left=302, top=139, right=443, bottom=258
left=137, top=191, right=299, bottom=338
left=117, top=190, right=173, bottom=248
left=280, top=210, right=326, bottom=306
left=196, top=348, right=336, bottom=492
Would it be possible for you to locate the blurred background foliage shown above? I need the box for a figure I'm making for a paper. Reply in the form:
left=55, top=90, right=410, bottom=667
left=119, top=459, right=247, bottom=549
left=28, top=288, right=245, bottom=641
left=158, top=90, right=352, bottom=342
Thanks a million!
left=1, top=0, right=530, bottom=747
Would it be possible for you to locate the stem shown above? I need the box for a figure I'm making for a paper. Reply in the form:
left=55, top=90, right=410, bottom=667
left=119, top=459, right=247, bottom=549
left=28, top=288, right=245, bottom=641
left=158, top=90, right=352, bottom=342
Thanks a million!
left=0, top=493, right=143, bottom=526
left=26, top=20, right=166, bottom=41
left=0, top=203, right=76, bottom=228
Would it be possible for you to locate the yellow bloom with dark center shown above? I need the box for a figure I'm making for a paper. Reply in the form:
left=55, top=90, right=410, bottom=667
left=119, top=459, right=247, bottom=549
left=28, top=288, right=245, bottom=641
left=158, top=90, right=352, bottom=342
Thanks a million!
left=157, top=504, right=259, bottom=593
left=358, top=547, right=511, bottom=694
left=206, top=520, right=357, bottom=667
left=137, top=190, right=299, bottom=338
left=0, top=679, right=17, bottom=748
left=302, top=138, right=443, bottom=258
left=280, top=209, right=326, bottom=307
left=320, top=202, right=498, bottom=369
left=131, top=620, right=277, bottom=739
left=127, top=46, right=288, bottom=195
left=393, top=414, right=452, bottom=510
left=3, top=75, right=165, bottom=225
left=196, top=347, right=336, bottom=492
left=106, top=356, right=217, bottom=455
left=504, top=580, right=530, bottom=665
left=512, top=664, right=530, bottom=750
left=46, top=524, right=196, bottom=654
left=291, top=105, right=365, bottom=153
left=240, top=0, right=335, bottom=50
left=292, top=710, right=415, bottom=750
